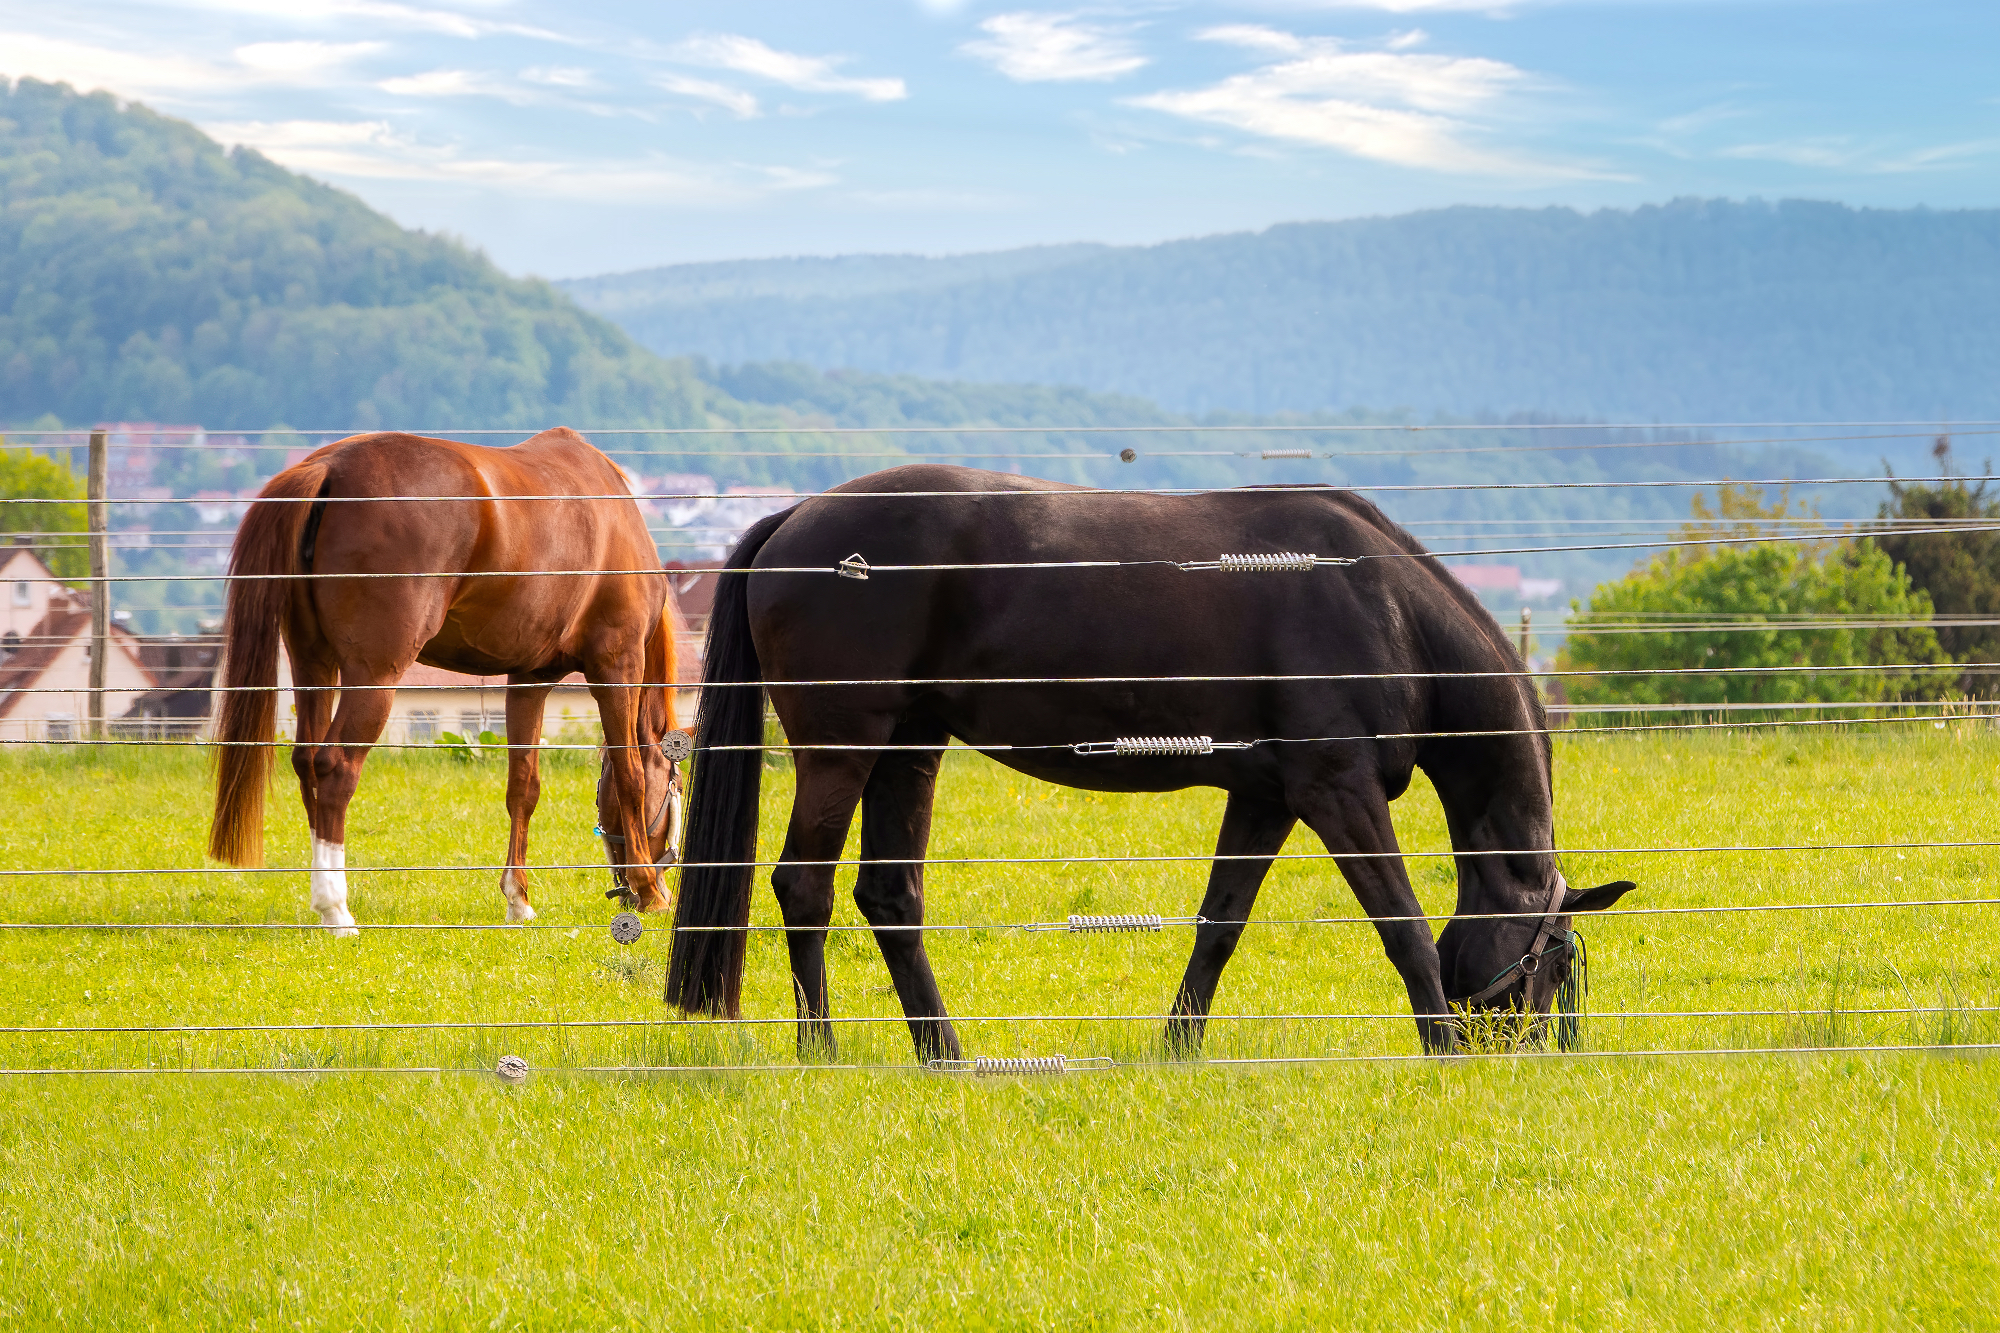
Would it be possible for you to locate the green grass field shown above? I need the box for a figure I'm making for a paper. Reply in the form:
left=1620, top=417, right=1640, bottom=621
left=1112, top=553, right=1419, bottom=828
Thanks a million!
left=2, top=729, right=1997, bottom=1327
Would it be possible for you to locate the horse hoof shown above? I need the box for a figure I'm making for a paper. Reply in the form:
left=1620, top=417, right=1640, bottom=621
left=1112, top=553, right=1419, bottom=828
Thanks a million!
left=635, top=892, right=672, bottom=914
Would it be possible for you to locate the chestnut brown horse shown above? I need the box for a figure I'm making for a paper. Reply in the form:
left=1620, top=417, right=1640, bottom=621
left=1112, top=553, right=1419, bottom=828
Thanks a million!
left=208, top=428, right=682, bottom=932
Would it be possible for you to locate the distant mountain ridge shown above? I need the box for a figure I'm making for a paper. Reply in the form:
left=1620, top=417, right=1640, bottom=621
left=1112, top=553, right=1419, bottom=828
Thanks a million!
left=0, top=78, right=720, bottom=432
left=563, top=201, right=2000, bottom=423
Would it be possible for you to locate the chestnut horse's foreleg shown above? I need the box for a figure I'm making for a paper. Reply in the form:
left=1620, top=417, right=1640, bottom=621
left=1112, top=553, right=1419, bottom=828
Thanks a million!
left=854, top=716, right=961, bottom=1064
left=1165, top=791, right=1296, bottom=1058
left=591, top=673, right=666, bottom=912
left=500, top=679, right=553, bottom=923
left=307, top=666, right=399, bottom=937
left=772, top=748, right=876, bottom=1059
left=1291, top=776, right=1456, bottom=1055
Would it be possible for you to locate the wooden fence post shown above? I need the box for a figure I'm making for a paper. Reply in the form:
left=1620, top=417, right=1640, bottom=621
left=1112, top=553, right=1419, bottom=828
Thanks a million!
left=88, top=429, right=108, bottom=740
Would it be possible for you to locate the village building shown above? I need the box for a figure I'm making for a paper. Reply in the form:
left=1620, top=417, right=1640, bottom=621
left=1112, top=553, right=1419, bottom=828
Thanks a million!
left=3, top=523, right=703, bottom=748
left=0, top=545, right=159, bottom=741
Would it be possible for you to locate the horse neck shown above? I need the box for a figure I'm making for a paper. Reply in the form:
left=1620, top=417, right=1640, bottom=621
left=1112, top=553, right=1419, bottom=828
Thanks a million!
left=1414, top=605, right=1559, bottom=908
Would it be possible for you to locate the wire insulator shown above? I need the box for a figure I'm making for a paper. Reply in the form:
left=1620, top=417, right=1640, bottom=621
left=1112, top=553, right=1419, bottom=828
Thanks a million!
left=495, top=1055, right=529, bottom=1085
left=837, top=553, right=870, bottom=580
left=1218, top=552, right=1317, bottom=573
left=609, top=912, right=644, bottom=945
left=1067, top=913, right=1164, bottom=933
left=1260, top=448, right=1314, bottom=460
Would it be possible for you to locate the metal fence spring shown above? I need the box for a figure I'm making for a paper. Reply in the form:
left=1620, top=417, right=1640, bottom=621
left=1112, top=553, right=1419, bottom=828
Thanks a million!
left=1067, top=913, right=1164, bottom=933
left=1217, top=552, right=1318, bottom=573
left=1118, top=735, right=1213, bottom=756
left=927, top=1055, right=1070, bottom=1075
left=1260, top=448, right=1314, bottom=460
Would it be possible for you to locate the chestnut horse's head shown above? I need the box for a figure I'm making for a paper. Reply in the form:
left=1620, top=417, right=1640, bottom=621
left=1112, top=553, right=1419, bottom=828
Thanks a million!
left=594, top=725, right=685, bottom=907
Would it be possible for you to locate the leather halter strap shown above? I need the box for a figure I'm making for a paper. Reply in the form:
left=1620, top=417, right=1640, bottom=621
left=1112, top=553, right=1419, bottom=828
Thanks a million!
left=1467, top=879, right=1573, bottom=1006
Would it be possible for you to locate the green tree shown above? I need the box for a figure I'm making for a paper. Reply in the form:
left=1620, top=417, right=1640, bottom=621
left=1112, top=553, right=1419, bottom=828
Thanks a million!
left=0, top=444, right=87, bottom=580
left=1872, top=438, right=2000, bottom=695
left=1561, top=485, right=1946, bottom=708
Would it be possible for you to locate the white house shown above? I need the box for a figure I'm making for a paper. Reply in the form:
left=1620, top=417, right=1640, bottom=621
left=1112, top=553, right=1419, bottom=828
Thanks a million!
left=0, top=546, right=157, bottom=741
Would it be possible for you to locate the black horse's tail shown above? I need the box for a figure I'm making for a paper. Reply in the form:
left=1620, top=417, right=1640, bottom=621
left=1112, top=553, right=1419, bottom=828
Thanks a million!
left=663, top=507, right=797, bottom=1017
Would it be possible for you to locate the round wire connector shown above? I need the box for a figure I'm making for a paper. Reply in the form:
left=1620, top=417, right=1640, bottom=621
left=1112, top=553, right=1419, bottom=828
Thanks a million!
left=495, top=1055, right=529, bottom=1085
left=661, top=729, right=694, bottom=762
left=1067, top=913, right=1164, bottom=933
left=609, top=912, right=644, bottom=945
left=1217, top=552, right=1317, bottom=573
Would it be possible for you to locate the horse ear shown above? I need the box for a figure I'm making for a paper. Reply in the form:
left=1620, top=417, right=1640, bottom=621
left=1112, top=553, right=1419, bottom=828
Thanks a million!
left=1561, top=880, right=1637, bottom=913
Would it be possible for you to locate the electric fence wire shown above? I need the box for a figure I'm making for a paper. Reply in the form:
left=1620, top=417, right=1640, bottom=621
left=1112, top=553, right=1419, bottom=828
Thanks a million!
left=8, top=1003, right=1996, bottom=1035
left=1, top=472, right=1988, bottom=506
left=3, top=708, right=1997, bottom=752
left=4, top=1043, right=1998, bottom=1078
left=9, top=436, right=1999, bottom=1067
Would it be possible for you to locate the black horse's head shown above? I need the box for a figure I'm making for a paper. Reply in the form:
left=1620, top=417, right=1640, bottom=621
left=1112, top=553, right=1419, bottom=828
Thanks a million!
left=1435, top=877, right=1637, bottom=1018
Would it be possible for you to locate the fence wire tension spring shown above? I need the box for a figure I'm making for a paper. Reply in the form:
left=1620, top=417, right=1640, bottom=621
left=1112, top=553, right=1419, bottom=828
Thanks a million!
left=1072, top=736, right=1255, bottom=757
left=927, top=1055, right=1115, bottom=1076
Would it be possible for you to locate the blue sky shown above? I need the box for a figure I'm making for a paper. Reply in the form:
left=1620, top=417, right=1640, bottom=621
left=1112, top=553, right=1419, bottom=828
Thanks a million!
left=5, top=1, right=1997, bottom=277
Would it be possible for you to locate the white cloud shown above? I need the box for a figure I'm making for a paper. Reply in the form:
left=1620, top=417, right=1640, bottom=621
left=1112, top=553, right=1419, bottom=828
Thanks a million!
left=206, top=117, right=831, bottom=203
left=960, top=13, right=1148, bottom=83
left=0, top=31, right=390, bottom=100
left=521, top=66, right=598, bottom=90
left=161, top=0, right=576, bottom=44
left=233, top=41, right=385, bottom=75
left=379, top=69, right=513, bottom=98
left=0, top=32, right=227, bottom=98
left=654, top=73, right=760, bottom=119
left=375, top=67, right=624, bottom=115
left=1254, top=0, right=1515, bottom=11
left=1721, top=136, right=2000, bottom=174
left=667, top=33, right=906, bottom=102
left=1129, top=28, right=1604, bottom=177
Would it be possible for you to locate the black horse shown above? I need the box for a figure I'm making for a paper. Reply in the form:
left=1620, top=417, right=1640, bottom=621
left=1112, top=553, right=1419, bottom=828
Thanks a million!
left=666, top=465, right=1634, bottom=1058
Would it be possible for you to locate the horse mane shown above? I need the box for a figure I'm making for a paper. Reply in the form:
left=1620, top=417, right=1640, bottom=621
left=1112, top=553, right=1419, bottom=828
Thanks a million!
left=1319, top=489, right=1553, bottom=774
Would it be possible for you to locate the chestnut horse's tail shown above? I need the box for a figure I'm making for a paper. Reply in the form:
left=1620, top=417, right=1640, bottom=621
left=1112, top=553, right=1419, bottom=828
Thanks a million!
left=664, top=506, right=795, bottom=1017
left=208, top=461, right=329, bottom=867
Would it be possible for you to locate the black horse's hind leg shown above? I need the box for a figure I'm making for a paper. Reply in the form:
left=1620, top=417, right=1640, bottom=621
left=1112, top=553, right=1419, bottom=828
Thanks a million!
left=854, top=716, right=961, bottom=1063
left=771, top=748, right=877, bottom=1058
left=1292, top=779, right=1456, bottom=1054
left=1166, top=792, right=1296, bottom=1057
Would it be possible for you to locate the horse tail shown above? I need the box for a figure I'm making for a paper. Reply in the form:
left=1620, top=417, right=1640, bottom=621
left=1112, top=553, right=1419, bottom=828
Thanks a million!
left=664, top=506, right=797, bottom=1017
left=208, top=461, right=328, bottom=867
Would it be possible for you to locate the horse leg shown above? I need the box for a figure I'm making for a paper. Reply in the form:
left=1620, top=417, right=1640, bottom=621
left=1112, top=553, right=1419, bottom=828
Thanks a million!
left=771, top=748, right=877, bottom=1058
left=500, top=680, right=552, bottom=923
left=854, top=717, right=960, bottom=1063
left=1291, top=779, right=1456, bottom=1054
left=307, top=667, right=399, bottom=937
left=288, top=648, right=338, bottom=843
left=591, top=670, right=666, bottom=912
left=1165, top=792, right=1296, bottom=1057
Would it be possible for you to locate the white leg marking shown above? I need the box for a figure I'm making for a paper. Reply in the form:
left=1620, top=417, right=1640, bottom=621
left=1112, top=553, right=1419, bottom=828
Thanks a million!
left=310, top=837, right=359, bottom=937
left=501, top=867, right=536, bottom=923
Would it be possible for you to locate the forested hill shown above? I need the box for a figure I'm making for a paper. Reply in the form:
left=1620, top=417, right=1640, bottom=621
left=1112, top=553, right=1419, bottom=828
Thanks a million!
left=564, top=201, right=2000, bottom=423
left=0, top=78, right=718, bottom=431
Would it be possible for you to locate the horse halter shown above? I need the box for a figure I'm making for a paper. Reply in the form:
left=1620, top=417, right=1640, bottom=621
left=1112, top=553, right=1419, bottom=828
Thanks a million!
left=1466, top=879, right=1577, bottom=1007
left=600, top=742, right=684, bottom=902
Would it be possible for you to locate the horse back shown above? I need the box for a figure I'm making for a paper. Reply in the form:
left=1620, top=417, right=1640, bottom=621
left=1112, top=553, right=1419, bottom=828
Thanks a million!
left=298, top=429, right=663, bottom=676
